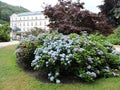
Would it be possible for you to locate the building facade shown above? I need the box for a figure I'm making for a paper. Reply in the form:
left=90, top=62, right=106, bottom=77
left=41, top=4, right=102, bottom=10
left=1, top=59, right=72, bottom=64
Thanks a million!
left=10, top=11, right=49, bottom=33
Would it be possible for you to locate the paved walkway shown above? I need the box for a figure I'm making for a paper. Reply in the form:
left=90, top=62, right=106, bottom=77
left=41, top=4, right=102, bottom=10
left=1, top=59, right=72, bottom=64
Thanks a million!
left=0, top=41, right=120, bottom=52
left=113, top=45, right=120, bottom=52
left=0, top=41, right=19, bottom=48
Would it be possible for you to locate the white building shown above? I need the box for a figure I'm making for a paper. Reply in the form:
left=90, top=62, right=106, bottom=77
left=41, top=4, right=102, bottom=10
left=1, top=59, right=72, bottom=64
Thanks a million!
left=10, top=11, right=49, bottom=33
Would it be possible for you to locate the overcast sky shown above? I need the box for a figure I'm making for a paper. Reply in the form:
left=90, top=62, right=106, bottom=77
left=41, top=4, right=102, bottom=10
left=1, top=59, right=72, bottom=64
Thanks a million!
left=0, top=0, right=103, bottom=13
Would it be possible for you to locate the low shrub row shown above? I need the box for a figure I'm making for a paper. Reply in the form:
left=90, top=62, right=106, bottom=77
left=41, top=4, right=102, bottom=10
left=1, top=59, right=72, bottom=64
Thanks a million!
left=16, top=33, right=120, bottom=83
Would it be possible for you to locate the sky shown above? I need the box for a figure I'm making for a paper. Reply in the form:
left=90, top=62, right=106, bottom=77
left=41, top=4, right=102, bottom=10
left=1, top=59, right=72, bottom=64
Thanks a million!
left=0, top=0, right=103, bottom=13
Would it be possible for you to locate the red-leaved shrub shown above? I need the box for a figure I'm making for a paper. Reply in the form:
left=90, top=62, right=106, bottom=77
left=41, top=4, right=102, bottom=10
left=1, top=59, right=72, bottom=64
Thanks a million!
left=44, top=0, right=113, bottom=35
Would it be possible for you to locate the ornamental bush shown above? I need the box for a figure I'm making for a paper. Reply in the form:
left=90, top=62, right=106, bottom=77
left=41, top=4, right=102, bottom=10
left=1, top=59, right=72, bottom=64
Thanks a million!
left=16, top=35, right=39, bottom=69
left=31, top=33, right=120, bottom=83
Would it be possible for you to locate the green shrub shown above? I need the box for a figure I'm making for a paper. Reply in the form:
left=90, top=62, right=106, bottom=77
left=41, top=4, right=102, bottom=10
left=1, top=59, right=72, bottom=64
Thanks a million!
left=16, top=35, right=39, bottom=69
left=0, top=24, right=11, bottom=42
left=31, top=33, right=120, bottom=83
left=107, top=27, right=120, bottom=45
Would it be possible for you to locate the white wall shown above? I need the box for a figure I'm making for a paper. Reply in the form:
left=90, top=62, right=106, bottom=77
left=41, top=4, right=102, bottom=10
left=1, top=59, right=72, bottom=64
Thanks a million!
left=10, top=13, right=49, bottom=32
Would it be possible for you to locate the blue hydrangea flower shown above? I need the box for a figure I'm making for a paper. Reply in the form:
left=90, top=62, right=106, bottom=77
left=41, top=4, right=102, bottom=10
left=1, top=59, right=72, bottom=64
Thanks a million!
left=112, top=72, right=119, bottom=77
left=55, top=72, right=60, bottom=76
left=48, top=73, right=52, bottom=77
left=43, top=50, right=48, bottom=53
left=36, top=65, right=40, bottom=69
left=56, top=79, right=61, bottom=84
left=86, top=71, right=97, bottom=78
left=86, top=71, right=91, bottom=75
left=35, top=56, right=41, bottom=60
left=91, top=72, right=97, bottom=78
left=79, top=74, right=83, bottom=77
left=79, top=48, right=84, bottom=52
left=97, top=50, right=103, bottom=55
left=96, top=70, right=100, bottom=74
left=112, top=50, right=119, bottom=55
left=69, top=54, right=74, bottom=58
left=60, top=54, right=65, bottom=58
left=66, top=57, right=69, bottom=61
left=87, top=65, right=92, bottom=69
left=67, top=49, right=71, bottom=53
left=88, top=57, right=93, bottom=63
left=64, top=63, right=67, bottom=66
left=46, top=61, right=49, bottom=65
left=67, top=61, right=71, bottom=64
left=50, top=76, right=54, bottom=81
left=74, top=48, right=79, bottom=52
left=61, top=58, right=64, bottom=61
left=104, top=69, right=110, bottom=72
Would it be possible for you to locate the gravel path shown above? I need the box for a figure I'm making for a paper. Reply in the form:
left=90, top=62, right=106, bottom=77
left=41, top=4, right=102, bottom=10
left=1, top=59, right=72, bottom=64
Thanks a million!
left=0, top=41, right=19, bottom=48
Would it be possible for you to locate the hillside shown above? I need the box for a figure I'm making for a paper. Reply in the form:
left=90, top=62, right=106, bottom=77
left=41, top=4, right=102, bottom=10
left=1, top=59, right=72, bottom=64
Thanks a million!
left=0, top=1, right=30, bottom=24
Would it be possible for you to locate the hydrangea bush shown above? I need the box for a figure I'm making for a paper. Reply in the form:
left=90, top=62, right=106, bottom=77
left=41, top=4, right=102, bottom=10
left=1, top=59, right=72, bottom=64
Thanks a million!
left=19, top=33, right=120, bottom=83
left=31, top=33, right=120, bottom=83
left=16, top=35, right=39, bottom=69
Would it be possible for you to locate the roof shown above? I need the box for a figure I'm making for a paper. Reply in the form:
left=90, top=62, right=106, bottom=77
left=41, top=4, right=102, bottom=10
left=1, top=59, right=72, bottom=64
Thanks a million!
left=17, top=11, right=43, bottom=16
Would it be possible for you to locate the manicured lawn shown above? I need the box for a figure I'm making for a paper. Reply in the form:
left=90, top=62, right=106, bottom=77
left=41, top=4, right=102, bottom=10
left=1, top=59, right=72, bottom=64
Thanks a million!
left=0, top=45, right=120, bottom=90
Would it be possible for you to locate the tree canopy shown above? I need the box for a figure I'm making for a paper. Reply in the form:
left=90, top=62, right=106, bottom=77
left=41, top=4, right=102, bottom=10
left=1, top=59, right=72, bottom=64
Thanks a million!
left=44, top=0, right=113, bottom=35
left=99, top=0, right=120, bottom=26
left=0, top=1, right=29, bottom=24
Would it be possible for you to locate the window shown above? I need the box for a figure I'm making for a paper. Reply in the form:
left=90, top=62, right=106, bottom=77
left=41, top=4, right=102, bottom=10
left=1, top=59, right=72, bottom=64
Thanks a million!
left=23, top=28, right=25, bottom=31
left=35, top=22, right=37, bottom=26
left=31, top=22, right=33, bottom=26
left=40, top=22, right=41, bottom=25
left=25, top=28, right=27, bottom=31
left=44, top=21, right=46, bottom=25
left=27, top=22, right=29, bottom=26
left=23, top=23, right=25, bottom=26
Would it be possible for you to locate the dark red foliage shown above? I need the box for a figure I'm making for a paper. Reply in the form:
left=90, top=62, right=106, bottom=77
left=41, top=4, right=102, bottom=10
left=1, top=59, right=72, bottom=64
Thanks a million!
left=44, top=0, right=113, bottom=35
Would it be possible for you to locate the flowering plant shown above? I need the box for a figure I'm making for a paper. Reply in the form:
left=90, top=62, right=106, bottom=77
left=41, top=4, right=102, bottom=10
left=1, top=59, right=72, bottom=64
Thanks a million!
left=16, top=35, right=39, bottom=69
left=31, top=33, right=120, bottom=83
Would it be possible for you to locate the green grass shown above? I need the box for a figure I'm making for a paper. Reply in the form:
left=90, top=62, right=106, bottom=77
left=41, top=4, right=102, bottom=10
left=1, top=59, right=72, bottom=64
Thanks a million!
left=0, top=45, right=120, bottom=90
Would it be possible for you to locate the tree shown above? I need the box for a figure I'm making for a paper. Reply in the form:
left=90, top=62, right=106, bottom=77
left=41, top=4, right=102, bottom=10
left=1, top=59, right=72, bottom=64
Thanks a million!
left=99, top=0, right=120, bottom=26
left=0, top=24, right=11, bottom=42
left=44, top=0, right=113, bottom=35
left=0, top=1, right=29, bottom=24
